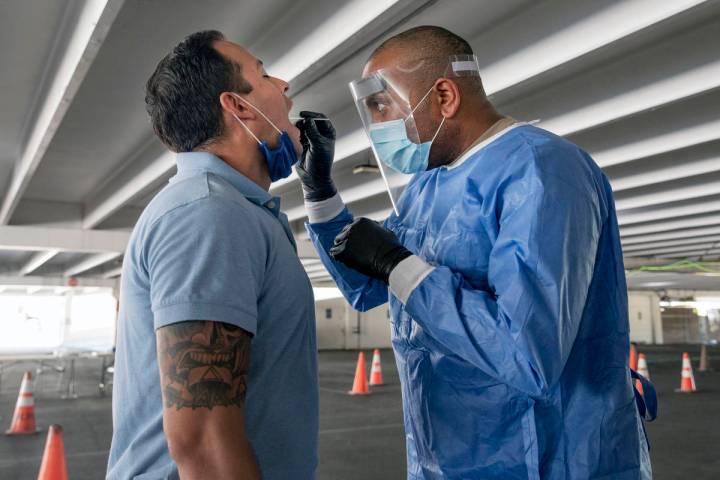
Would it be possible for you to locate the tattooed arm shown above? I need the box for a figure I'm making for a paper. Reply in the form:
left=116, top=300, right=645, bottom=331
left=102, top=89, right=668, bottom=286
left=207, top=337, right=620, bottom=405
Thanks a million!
left=156, top=320, right=260, bottom=479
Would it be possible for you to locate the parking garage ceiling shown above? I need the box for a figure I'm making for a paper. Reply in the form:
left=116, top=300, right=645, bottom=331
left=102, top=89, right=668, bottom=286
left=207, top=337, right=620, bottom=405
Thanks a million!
left=1, top=0, right=720, bottom=290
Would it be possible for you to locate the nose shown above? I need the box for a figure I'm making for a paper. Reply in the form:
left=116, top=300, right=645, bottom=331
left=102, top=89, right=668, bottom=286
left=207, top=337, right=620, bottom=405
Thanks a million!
left=272, top=76, right=290, bottom=94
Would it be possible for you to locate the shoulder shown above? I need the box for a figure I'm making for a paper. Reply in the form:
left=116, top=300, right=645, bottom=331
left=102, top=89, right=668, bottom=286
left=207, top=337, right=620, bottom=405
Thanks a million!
left=452, top=125, right=607, bottom=220
left=141, top=171, right=266, bottom=230
left=511, top=126, right=599, bottom=179
left=142, top=172, right=256, bottom=227
left=134, top=173, right=268, bottom=257
left=492, top=125, right=604, bottom=204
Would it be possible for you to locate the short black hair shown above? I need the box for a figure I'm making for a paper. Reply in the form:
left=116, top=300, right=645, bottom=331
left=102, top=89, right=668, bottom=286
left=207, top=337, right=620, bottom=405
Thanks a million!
left=369, top=26, right=483, bottom=97
left=371, top=25, right=473, bottom=62
left=145, top=30, right=252, bottom=152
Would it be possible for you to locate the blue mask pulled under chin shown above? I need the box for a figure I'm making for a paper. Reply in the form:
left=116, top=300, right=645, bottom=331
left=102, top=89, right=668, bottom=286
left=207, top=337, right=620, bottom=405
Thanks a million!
left=257, top=131, right=298, bottom=182
left=232, top=94, right=298, bottom=182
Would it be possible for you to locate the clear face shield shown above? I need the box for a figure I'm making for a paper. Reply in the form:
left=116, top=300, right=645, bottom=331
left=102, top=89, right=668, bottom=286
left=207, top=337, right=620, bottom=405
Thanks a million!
left=349, top=55, right=480, bottom=214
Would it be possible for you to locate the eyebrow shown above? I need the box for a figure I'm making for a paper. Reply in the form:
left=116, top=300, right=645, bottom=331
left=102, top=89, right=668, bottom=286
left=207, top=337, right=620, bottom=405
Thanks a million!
left=365, top=92, right=390, bottom=105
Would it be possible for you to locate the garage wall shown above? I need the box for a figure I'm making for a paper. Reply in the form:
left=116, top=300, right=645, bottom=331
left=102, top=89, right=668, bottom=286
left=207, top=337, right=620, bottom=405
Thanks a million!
left=628, top=291, right=663, bottom=344
left=357, top=304, right=393, bottom=350
left=314, top=298, right=391, bottom=350
left=628, top=290, right=720, bottom=345
left=317, top=289, right=718, bottom=348
left=314, top=298, right=347, bottom=350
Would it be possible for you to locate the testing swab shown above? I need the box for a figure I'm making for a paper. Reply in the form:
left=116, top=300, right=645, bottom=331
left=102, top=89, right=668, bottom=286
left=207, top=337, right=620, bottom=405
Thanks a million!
left=289, top=116, right=330, bottom=121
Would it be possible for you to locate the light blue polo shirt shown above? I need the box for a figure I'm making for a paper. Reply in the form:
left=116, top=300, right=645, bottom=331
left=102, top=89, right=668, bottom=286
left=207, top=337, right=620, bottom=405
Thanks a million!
left=107, top=152, right=318, bottom=480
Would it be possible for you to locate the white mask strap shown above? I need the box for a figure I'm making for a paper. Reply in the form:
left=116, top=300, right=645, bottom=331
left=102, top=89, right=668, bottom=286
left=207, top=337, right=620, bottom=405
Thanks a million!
left=404, top=84, right=440, bottom=131
left=410, top=85, right=436, bottom=116
left=232, top=93, right=283, bottom=135
left=431, top=116, right=446, bottom=143
left=231, top=112, right=262, bottom=144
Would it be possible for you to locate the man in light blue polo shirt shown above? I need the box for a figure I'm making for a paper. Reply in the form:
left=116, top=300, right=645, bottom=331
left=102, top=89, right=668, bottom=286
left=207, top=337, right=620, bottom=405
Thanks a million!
left=107, top=30, right=332, bottom=479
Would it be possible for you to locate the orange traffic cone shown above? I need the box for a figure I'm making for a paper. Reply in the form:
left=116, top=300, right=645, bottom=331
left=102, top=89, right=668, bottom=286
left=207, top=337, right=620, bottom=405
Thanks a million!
left=636, top=353, right=650, bottom=395
left=369, top=349, right=384, bottom=386
left=5, top=371, right=40, bottom=435
left=348, top=352, right=370, bottom=395
left=629, top=344, right=638, bottom=371
left=37, top=424, right=68, bottom=480
left=676, top=352, right=697, bottom=393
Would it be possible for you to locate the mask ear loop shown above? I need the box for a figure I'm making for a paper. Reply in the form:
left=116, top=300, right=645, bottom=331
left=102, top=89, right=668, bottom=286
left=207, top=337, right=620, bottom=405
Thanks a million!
left=430, top=116, right=446, bottom=142
left=231, top=93, right=283, bottom=137
left=232, top=112, right=262, bottom=145
left=406, top=83, right=446, bottom=142
left=409, top=85, right=436, bottom=117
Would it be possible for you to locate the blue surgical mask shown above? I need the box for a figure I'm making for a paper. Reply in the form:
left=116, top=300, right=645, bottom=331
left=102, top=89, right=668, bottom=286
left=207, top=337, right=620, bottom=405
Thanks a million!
left=367, top=87, right=445, bottom=174
left=232, top=94, right=298, bottom=182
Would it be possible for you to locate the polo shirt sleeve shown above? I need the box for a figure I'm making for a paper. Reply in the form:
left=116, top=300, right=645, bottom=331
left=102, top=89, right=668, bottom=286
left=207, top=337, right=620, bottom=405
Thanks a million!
left=144, top=197, right=263, bottom=335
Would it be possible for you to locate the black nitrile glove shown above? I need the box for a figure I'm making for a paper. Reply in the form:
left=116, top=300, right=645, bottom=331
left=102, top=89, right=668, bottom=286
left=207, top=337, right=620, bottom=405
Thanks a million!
left=295, top=111, right=337, bottom=202
left=330, top=217, right=413, bottom=283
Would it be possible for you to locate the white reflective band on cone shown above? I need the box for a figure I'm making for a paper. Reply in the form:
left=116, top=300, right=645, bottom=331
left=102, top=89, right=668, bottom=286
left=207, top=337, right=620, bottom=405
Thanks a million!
left=17, top=394, right=35, bottom=407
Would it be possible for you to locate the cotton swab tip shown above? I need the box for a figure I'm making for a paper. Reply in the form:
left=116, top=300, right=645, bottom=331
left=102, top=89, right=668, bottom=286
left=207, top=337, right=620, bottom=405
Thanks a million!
left=289, top=116, right=330, bottom=121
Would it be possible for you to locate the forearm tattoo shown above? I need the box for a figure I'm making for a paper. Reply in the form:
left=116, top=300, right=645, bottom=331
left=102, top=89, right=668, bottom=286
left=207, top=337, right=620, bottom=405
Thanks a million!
left=157, top=321, right=250, bottom=410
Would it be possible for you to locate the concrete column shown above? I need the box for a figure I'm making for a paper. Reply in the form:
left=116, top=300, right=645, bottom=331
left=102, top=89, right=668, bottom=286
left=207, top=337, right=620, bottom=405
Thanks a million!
left=62, top=290, right=74, bottom=345
left=699, top=344, right=711, bottom=372
left=343, top=300, right=352, bottom=350
left=651, top=293, right=664, bottom=345
left=111, top=280, right=120, bottom=349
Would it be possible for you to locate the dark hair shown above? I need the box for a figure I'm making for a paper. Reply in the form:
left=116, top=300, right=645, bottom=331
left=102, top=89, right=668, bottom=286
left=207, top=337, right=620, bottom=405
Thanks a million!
left=370, top=26, right=483, bottom=96
left=145, top=30, right=252, bottom=152
left=371, top=25, right=473, bottom=62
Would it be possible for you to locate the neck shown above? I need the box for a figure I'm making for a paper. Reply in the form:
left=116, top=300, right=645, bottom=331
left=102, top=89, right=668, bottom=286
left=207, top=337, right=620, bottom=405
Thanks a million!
left=428, top=105, right=504, bottom=169
left=202, top=140, right=272, bottom=191
left=456, top=107, right=504, bottom=158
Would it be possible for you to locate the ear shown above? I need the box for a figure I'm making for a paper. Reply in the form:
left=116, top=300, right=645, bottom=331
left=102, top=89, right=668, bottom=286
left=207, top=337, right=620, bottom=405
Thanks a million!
left=219, top=92, right=254, bottom=120
left=433, top=78, right=461, bottom=119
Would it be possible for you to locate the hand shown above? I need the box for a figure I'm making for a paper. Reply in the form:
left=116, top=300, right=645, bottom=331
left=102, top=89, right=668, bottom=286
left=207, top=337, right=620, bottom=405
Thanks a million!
left=295, top=111, right=337, bottom=202
left=330, top=218, right=412, bottom=282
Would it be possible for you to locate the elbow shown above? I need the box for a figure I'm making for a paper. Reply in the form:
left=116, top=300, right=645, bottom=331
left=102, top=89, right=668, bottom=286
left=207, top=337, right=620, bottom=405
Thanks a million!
left=524, top=365, right=554, bottom=401
left=164, top=416, right=256, bottom=476
left=164, top=418, right=218, bottom=471
left=524, top=380, right=550, bottom=402
left=165, top=428, right=201, bottom=467
left=532, top=383, right=551, bottom=402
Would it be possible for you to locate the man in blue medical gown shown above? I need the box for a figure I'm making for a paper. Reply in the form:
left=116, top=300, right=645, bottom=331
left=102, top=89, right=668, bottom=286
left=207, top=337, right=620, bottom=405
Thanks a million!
left=297, top=26, right=653, bottom=479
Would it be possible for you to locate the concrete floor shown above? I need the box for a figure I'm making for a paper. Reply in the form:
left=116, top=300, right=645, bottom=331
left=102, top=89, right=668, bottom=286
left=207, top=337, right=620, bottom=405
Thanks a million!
left=0, top=346, right=718, bottom=479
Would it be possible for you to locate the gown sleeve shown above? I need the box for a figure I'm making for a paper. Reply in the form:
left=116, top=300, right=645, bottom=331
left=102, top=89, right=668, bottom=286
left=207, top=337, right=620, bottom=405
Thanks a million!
left=305, top=194, right=390, bottom=312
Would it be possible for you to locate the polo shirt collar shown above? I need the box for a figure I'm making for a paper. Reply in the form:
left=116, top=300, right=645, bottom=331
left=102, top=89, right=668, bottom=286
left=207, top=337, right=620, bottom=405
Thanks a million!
left=175, top=151, right=281, bottom=216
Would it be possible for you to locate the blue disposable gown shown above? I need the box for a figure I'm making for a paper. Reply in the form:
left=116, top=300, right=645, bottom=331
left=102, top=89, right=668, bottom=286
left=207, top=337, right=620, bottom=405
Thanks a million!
left=307, top=125, right=652, bottom=479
